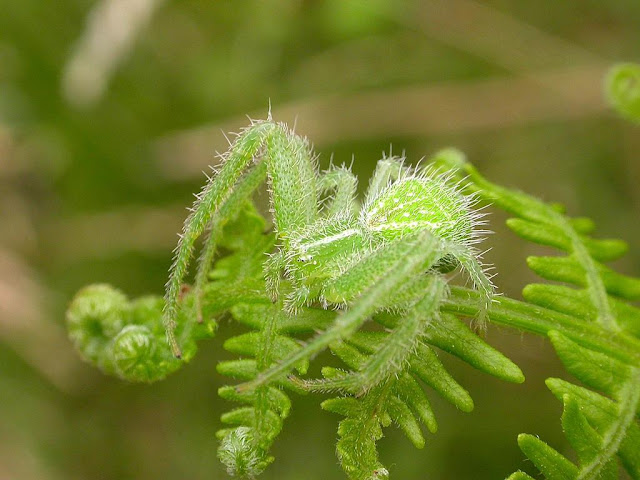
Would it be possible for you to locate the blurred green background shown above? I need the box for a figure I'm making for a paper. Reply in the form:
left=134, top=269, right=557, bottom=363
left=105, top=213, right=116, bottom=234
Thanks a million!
left=1, top=1, right=639, bottom=479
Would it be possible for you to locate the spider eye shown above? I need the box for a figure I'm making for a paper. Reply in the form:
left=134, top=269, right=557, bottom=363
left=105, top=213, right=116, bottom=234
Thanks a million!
left=298, top=254, right=313, bottom=263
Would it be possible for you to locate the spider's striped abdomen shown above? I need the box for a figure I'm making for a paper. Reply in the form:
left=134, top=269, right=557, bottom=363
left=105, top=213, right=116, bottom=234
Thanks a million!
left=363, top=177, right=474, bottom=244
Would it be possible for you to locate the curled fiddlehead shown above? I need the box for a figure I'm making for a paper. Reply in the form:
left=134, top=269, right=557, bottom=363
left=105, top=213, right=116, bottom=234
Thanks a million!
left=67, top=284, right=215, bottom=382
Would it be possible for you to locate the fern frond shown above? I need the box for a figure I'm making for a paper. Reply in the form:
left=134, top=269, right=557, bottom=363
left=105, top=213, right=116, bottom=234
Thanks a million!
left=66, top=284, right=214, bottom=382
left=217, top=300, right=340, bottom=477
left=65, top=203, right=272, bottom=384
left=319, top=305, right=523, bottom=479
left=321, top=341, right=425, bottom=480
left=217, top=303, right=300, bottom=478
left=435, top=150, right=640, bottom=480
left=65, top=125, right=639, bottom=479
left=207, top=204, right=340, bottom=477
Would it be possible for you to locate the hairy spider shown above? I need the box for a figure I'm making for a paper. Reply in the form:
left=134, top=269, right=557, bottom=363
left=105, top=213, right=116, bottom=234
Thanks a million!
left=164, top=117, right=493, bottom=394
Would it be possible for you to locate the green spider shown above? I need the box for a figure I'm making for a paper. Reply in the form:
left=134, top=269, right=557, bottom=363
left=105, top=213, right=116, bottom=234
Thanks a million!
left=164, top=117, right=493, bottom=394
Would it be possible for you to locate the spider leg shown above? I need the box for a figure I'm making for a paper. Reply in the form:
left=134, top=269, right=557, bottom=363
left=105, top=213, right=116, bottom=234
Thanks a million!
left=318, top=165, right=358, bottom=218
left=165, top=121, right=276, bottom=357
left=264, top=249, right=285, bottom=302
left=298, top=275, right=447, bottom=396
left=445, top=240, right=494, bottom=327
left=194, top=161, right=268, bottom=322
left=365, top=156, right=405, bottom=205
left=264, top=125, right=318, bottom=234
left=236, top=230, right=442, bottom=393
left=165, top=120, right=318, bottom=358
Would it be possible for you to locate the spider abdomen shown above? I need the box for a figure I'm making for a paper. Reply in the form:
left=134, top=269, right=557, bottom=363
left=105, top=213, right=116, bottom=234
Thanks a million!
left=364, top=177, right=474, bottom=244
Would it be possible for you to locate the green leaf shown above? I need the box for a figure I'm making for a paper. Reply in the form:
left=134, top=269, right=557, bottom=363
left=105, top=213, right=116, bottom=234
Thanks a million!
left=523, top=284, right=640, bottom=337
left=560, top=394, right=620, bottom=479
left=386, top=394, right=425, bottom=449
left=408, top=342, right=475, bottom=412
left=507, top=219, right=628, bottom=262
left=547, top=378, right=640, bottom=479
left=322, top=381, right=391, bottom=480
left=424, top=313, right=525, bottom=384
left=218, top=385, right=291, bottom=418
left=523, top=284, right=597, bottom=321
left=549, top=331, right=632, bottom=399
left=527, top=255, right=640, bottom=301
left=393, top=374, right=438, bottom=434
left=517, top=433, right=578, bottom=479
left=562, top=395, right=603, bottom=465
left=347, top=332, right=474, bottom=412
left=440, top=152, right=640, bottom=480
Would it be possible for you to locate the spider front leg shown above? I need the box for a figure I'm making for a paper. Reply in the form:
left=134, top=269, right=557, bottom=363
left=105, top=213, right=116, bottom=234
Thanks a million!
left=264, top=250, right=285, bottom=302
left=165, top=120, right=318, bottom=358
left=318, top=165, right=358, bottom=218
left=366, top=155, right=406, bottom=203
left=165, top=121, right=276, bottom=357
left=194, top=162, right=268, bottom=322
left=297, top=275, right=447, bottom=396
left=445, top=239, right=495, bottom=327
left=236, top=230, right=442, bottom=393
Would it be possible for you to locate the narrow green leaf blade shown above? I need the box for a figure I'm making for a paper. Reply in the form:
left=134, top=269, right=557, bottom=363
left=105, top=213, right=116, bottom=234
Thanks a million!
left=386, top=395, right=425, bottom=449
left=410, top=342, right=475, bottom=412
left=393, top=374, right=438, bottom=434
left=218, top=385, right=291, bottom=418
left=425, top=313, right=525, bottom=384
left=524, top=284, right=595, bottom=321
left=517, top=433, right=578, bottom=479
left=549, top=331, right=632, bottom=398
left=561, top=395, right=602, bottom=465
left=547, top=378, right=640, bottom=478
left=506, top=218, right=571, bottom=252
left=346, top=331, right=475, bottom=412
left=527, top=255, right=640, bottom=301
left=507, top=220, right=628, bottom=262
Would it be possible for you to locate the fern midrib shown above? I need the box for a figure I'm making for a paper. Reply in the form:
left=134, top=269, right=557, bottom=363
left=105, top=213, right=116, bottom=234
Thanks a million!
left=578, top=367, right=640, bottom=479
left=254, top=304, right=279, bottom=448
left=555, top=212, right=619, bottom=333
left=357, top=380, right=393, bottom=451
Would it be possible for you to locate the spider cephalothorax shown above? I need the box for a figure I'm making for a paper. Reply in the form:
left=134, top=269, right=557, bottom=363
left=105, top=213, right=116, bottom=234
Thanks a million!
left=164, top=118, right=493, bottom=394
left=278, top=165, right=490, bottom=310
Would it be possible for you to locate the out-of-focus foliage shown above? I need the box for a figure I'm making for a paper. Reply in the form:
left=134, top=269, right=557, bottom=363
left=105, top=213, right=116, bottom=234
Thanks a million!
left=0, top=0, right=639, bottom=479
left=606, top=63, right=640, bottom=123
